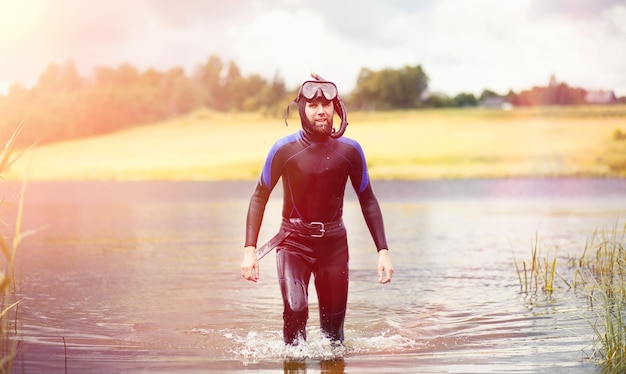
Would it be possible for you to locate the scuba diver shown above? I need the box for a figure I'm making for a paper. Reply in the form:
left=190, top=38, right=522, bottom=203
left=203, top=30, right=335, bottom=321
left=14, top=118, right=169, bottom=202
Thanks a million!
left=240, top=74, right=394, bottom=345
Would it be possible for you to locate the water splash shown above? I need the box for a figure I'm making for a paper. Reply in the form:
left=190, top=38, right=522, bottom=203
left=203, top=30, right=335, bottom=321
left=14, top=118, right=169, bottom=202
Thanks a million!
left=222, top=330, right=342, bottom=361
left=349, top=330, right=423, bottom=354
left=220, top=328, right=423, bottom=362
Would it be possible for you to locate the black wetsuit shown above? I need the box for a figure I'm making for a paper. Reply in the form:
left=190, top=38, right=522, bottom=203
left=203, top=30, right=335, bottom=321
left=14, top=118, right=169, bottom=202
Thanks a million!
left=245, top=129, right=388, bottom=344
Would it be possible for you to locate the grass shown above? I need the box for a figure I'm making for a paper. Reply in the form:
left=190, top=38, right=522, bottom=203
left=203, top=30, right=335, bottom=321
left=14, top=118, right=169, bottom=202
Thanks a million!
left=0, top=121, right=32, bottom=372
left=515, top=223, right=626, bottom=373
left=579, top=225, right=626, bottom=373
left=514, top=233, right=562, bottom=299
left=590, top=281, right=626, bottom=374
left=4, top=105, right=626, bottom=181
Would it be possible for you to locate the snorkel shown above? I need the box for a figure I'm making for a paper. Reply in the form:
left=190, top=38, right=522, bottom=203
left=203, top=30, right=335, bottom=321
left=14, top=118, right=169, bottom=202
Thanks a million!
left=285, top=72, right=349, bottom=139
left=309, top=72, right=348, bottom=138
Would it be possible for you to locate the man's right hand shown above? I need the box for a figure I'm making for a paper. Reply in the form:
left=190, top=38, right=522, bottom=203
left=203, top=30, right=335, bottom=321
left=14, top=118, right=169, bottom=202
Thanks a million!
left=241, top=246, right=259, bottom=282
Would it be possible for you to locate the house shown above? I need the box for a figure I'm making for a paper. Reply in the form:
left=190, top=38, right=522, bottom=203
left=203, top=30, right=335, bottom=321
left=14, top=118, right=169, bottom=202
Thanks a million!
left=479, top=96, right=513, bottom=110
left=585, top=90, right=617, bottom=104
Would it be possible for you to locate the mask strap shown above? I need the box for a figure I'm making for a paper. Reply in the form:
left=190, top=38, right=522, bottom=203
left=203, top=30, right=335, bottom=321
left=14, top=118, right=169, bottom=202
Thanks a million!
left=330, top=98, right=348, bottom=138
left=284, top=101, right=295, bottom=126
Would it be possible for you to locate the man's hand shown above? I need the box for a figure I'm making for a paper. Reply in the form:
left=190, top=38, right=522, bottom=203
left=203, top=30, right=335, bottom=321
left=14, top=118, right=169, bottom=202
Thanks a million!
left=241, top=246, right=259, bottom=282
left=377, top=249, right=394, bottom=284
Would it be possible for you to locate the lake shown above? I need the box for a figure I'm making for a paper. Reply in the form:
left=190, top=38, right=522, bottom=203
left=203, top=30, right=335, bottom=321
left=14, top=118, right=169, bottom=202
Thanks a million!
left=6, top=178, right=626, bottom=373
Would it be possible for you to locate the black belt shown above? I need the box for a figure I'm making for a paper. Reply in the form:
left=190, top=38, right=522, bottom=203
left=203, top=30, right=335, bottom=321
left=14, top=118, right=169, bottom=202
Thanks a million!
left=255, top=218, right=344, bottom=260
left=281, top=218, right=344, bottom=238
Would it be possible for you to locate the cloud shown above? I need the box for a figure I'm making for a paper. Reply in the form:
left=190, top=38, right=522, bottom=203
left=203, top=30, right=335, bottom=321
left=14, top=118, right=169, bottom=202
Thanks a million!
left=0, top=0, right=624, bottom=97
left=309, top=0, right=436, bottom=48
left=529, top=0, right=622, bottom=22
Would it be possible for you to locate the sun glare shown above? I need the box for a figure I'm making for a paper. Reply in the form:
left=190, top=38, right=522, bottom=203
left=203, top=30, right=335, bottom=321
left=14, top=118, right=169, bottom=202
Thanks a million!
left=0, top=0, right=46, bottom=45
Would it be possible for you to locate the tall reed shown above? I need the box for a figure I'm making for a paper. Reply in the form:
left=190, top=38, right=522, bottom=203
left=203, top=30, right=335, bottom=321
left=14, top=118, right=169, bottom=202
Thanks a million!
left=577, top=224, right=626, bottom=373
left=514, top=233, right=562, bottom=300
left=0, top=121, right=33, bottom=372
left=515, top=223, right=626, bottom=373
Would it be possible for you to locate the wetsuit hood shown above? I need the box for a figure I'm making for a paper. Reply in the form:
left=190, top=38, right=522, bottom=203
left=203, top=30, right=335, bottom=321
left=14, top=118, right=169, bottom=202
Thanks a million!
left=284, top=75, right=349, bottom=139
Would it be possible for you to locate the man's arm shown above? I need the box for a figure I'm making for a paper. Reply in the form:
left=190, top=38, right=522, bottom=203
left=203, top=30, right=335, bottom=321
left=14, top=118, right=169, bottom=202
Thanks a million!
left=242, top=140, right=283, bottom=282
left=357, top=184, right=394, bottom=283
left=245, top=180, right=271, bottom=248
left=357, top=184, right=388, bottom=251
left=241, top=180, right=271, bottom=282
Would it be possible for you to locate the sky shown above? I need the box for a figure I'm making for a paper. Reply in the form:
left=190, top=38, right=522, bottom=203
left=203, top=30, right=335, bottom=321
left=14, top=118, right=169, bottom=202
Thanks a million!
left=1, top=0, right=625, bottom=97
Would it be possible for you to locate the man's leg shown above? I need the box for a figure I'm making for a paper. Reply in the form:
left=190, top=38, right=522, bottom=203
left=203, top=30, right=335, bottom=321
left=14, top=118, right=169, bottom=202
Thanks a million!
left=315, top=256, right=349, bottom=343
left=276, top=247, right=311, bottom=345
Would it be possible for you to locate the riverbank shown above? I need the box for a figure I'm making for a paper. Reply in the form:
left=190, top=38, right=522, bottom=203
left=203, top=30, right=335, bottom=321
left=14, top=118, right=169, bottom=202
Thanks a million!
left=5, top=105, right=626, bottom=180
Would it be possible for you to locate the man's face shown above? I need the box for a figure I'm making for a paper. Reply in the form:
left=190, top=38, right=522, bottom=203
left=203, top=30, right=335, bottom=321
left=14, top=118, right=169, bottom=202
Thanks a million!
left=304, top=99, right=334, bottom=136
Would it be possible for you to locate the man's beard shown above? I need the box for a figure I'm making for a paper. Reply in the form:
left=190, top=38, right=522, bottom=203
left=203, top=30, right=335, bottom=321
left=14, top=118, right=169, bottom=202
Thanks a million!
left=308, top=118, right=333, bottom=136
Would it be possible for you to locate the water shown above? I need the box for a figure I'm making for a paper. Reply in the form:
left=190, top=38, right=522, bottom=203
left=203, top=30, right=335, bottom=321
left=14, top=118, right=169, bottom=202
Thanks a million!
left=6, top=178, right=626, bottom=373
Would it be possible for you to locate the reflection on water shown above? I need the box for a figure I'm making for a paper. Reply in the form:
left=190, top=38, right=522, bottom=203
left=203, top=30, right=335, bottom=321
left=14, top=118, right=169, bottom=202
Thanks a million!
left=7, top=178, right=626, bottom=373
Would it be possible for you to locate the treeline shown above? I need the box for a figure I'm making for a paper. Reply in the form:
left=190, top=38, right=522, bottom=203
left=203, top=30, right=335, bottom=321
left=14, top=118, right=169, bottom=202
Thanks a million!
left=421, top=76, right=624, bottom=108
left=1, top=56, right=623, bottom=147
left=0, top=55, right=290, bottom=147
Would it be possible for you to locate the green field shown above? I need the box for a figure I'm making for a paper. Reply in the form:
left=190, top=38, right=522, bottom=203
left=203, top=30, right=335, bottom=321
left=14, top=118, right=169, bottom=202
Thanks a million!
left=6, top=105, right=626, bottom=181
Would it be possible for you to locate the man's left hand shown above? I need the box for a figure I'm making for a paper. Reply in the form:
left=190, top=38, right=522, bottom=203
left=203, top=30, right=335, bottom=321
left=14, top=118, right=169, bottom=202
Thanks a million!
left=377, top=249, right=394, bottom=284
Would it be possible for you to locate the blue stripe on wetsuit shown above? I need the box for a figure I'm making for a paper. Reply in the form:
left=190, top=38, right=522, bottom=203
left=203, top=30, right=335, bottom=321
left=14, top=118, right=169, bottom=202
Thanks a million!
left=337, top=136, right=370, bottom=194
left=261, top=131, right=302, bottom=188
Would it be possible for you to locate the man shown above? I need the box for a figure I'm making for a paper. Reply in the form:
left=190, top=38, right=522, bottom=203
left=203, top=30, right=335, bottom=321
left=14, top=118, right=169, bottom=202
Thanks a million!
left=240, top=76, right=393, bottom=345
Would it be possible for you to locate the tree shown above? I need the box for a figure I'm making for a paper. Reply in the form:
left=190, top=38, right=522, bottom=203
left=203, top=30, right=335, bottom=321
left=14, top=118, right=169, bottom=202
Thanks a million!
left=193, top=55, right=224, bottom=109
left=222, top=61, right=244, bottom=111
left=479, top=89, right=499, bottom=102
left=162, top=67, right=198, bottom=116
left=352, top=68, right=379, bottom=110
left=396, top=65, right=428, bottom=108
left=453, top=93, right=478, bottom=107
left=352, top=65, right=429, bottom=110
left=239, top=74, right=268, bottom=111
left=266, top=72, right=288, bottom=114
